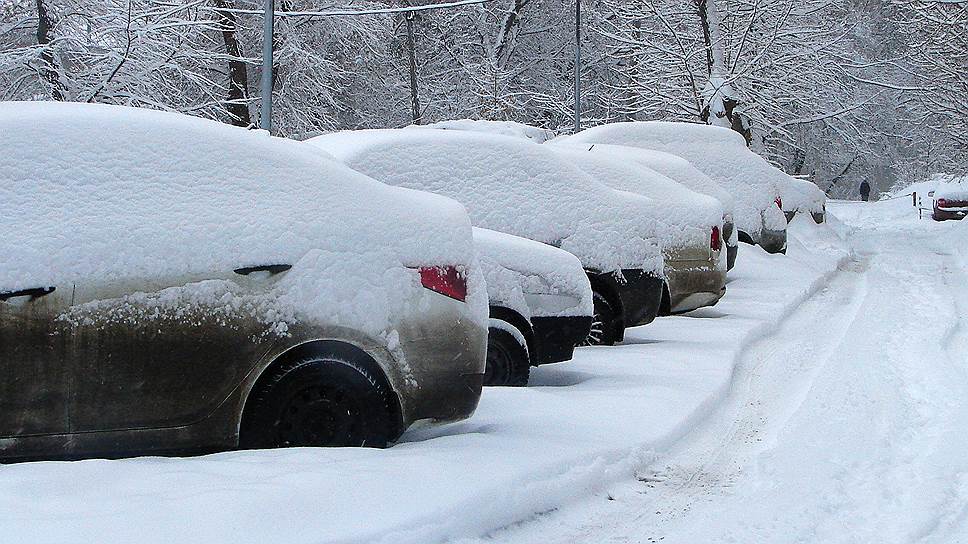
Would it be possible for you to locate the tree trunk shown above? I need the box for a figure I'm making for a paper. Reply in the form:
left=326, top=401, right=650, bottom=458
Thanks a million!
left=213, top=0, right=252, bottom=127
left=696, top=0, right=750, bottom=145
left=35, top=0, right=66, bottom=100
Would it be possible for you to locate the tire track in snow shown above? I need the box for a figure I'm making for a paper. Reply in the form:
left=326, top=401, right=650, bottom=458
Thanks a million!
left=615, top=256, right=872, bottom=541
left=476, top=255, right=871, bottom=544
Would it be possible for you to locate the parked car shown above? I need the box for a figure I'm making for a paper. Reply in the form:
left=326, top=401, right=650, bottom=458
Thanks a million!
left=0, top=102, right=488, bottom=460
left=931, top=177, right=968, bottom=221
left=560, top=121, right=789, bottom=254
left=474, top=228, right=593, bottom=386
left=549, top=144, right=727, bottom=315
left=308, top=129, right=667, bottom=346
left=603, top=147, right=740, bottom=271
left=780, top=176, right=827, bottom=223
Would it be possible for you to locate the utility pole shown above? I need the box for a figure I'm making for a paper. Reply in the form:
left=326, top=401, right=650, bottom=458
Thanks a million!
left=260, top=0, right=274, bottom=132
left=405, top=13, right=422, bottom=125
left=573, top=0, right=581, bottom=133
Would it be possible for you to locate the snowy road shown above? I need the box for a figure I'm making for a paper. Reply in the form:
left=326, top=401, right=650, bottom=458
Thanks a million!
left=478, top=199, right=968, bottom=543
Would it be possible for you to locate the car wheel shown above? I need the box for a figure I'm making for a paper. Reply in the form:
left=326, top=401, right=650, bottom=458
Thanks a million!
left=239, top=354, right=396, bottom=449
left=484, top=322, right=530, bottom=386
left=583, top=292, right=618, bottom=346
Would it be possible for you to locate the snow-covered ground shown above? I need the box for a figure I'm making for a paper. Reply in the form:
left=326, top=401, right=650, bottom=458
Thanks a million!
left=469, top=197, right=968, bottom=543
left=0, top=216, right=846, bottom=542
left=6, top=196, right=961, bottom=544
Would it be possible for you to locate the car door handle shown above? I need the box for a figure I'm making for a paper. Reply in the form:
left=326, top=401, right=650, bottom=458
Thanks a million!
left=233, top=264, right=292, bottom=276
left=0, top=286, right=56, bottom=302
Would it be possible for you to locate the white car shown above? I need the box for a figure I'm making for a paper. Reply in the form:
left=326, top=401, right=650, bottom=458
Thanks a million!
left=549, top=144, right=728, bottom=314
left=0, top=102, right=487, bottom=459
left=781, top=176, right=827, bottom=223
left=474, top=228, right=593, bottom=386
left=560, top=121, right=789, bottom=254
left=308, top=129, right=666, bottom=346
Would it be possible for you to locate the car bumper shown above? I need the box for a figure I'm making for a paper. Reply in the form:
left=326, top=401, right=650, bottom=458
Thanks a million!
left=756, top=227, right=788, bottom=254
left=933, top=209, right=967, bottom=221
left=530, top=315, right=593, bottom=365
left=664, top=260, right=727, bottom=314
left=599, top=269, right=665, bottom=328
left=393, top=298, right=487, bottom=429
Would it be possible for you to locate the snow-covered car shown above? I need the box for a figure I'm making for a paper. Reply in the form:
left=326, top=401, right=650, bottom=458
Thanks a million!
left=553, top=141, right=740, bottom=271
left=780, top=176, right=827, bottom=223
left=0, top=103, right=488, bottom=460
left=559, top=121, right=789, bottom=254
left=474, top=228, right=593, bottom=386
left=931, top=176, right=968, bottom=221
left=307, top=129, right=666, bottom=346
left=412, top=119, right=557, bottom=143
left=549, top=144, right=727, bottom=314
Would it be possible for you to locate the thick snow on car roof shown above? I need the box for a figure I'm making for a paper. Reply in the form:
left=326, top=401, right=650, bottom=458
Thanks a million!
left=548, top=144, right=723, bottom=251
left=561, top=121, right=787, bottom=235
left=933, top=174, right=968, bottom=202
left=781, top=177, right=826, bottom=214
left=0, top=102, right=486, bottom=332
left=309, top=129, right=665, bottom=275
left=413, top=119, right=557, bottom=143
left=473, top=228, right=592, bottom=318
left=561, top=144, right=735, bottom=216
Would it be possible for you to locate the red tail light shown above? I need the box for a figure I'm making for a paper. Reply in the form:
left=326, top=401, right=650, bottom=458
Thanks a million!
left=937, top=198, right=947, bottom=208
left=775, top=196, right=783, bottom=209
left=418, top=266, right=467, bottom=302
left=710, top=226, right=722, bottom=252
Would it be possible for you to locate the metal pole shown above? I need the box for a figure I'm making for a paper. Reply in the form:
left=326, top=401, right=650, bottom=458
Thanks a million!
left=573, top=0, right=581, bottom=133
left=405, top=14, right=422, bottom=125
left=260, top=0, right=274, bottom=132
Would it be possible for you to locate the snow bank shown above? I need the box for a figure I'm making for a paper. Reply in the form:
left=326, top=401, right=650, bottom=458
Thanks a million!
left=0, top=102, right=488, bottom=334
left=414, top=119, right=557, bottom=143
left=308, top=129, right=665, bottom=275
left=547, top=143, right=724, bottom=253
left=0, top=217, right=851, bottom=544
left=473, top=228, right=592, bottom=318
left=559, top=121, right=788, bottom=236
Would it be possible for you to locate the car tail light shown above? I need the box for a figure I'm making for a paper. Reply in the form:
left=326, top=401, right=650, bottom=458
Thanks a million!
left=710, top=226, right=722, bottom=252
left=418, top=266, right=467, bottom=302
left=775, top=196, right=783, bottom=209
left=937, top=198, right=947, bottom=208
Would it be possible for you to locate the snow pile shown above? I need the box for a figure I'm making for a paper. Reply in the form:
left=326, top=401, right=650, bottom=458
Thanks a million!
left=0, top=102, right=488, bottom=334
left=559, top=121, right=788, bottom=236
left=781, top=176, right=826, bottom=214
left=308, top=129, right=665, bottom=275
left=474, top=228, right=592, bottom=318
left=547, top=143, right=724, bottom=253
left=414, top=119, right=557, bottom=143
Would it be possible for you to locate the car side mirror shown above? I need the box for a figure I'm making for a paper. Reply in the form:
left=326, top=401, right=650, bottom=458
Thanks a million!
left=928, top=191, right=935, bottom=197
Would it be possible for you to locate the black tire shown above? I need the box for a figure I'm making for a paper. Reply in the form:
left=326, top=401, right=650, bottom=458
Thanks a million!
left=239, top=354, right=396, bottom=449
left=484, top=323, right=531, bottom=386
left=582, top=291, right=618, bottom=346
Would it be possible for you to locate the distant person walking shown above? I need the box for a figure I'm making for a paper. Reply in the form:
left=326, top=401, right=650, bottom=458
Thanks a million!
left=859, top=181, right=871, bottom=201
